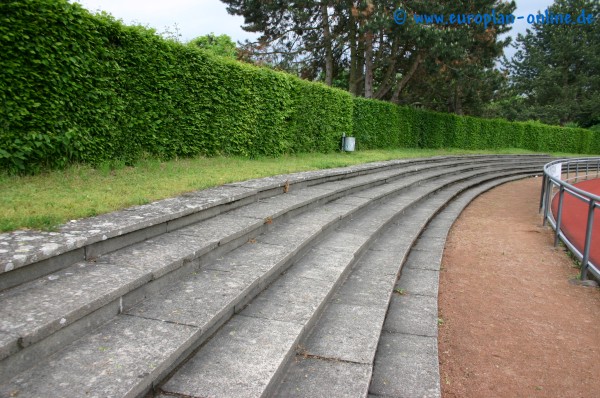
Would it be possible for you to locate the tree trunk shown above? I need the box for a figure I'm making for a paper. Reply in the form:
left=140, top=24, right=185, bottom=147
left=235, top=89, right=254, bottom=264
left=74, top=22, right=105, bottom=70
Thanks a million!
left=320, top=2, right=333, bottom=86
left=391, top=52, right=424, bottom=103
left=374, top=38, right=401, bottom=99
left=454, top=83, right=463, bottom=115
left=348, top=15, right=358, bottom=94
left=364, top=30, right=374, bottom=98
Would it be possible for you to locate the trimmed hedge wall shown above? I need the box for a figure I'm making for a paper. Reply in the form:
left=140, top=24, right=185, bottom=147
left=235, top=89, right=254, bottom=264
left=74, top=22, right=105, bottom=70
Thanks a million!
left=0, top=0, right=352, bottom=172
left=1, top=0, right=597, bottom=174
left=353, top=98, right=597, bottom=155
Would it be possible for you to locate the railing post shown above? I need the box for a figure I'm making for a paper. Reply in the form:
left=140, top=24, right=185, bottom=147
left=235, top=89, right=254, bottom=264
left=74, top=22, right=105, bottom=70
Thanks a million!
left=580, top=201, right=595, bottom=281
left=539, top=174, right=547, bottom=214
left=554, top=186, right=565, bottom=247
left=543, top=177, right=552, bottom=227
left=585, top=162, right=589, bottom=179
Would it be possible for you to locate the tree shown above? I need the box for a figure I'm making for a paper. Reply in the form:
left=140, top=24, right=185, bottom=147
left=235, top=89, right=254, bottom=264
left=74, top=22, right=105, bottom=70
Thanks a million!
left=189, top=33, right=237, bottom=58
left=505, top=0, right=600, bottom=127
left=221, top=0, right=515, bottom=115
left=395, top=1, right=516, bottom=114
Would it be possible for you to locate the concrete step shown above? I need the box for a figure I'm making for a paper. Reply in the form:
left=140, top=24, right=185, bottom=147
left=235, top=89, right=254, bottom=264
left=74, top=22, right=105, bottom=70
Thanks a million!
left=0, top=157, right=549, bottom=384
left=276, top=173, right=541, bottom=398
left=368, top=174, right=536, bottom=398
left=0, top=159, right=492, bottom=370
left=0, top=155, right=550, bottom=291
left=155, top=163, right=546, bottom=398
left=0, top=156, right=552, bottom=397
left=1, top=155, right=524, bottom=289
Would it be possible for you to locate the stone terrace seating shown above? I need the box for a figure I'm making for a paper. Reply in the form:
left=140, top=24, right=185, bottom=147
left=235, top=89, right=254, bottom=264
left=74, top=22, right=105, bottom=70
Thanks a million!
left=0, top=155, right=552, bottom=398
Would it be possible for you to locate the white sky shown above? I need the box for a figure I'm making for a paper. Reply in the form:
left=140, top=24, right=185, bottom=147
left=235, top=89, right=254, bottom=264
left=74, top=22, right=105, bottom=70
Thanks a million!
left=71, top=0, right=259, bottom=43
left=71, top=0, right=558, bottom=53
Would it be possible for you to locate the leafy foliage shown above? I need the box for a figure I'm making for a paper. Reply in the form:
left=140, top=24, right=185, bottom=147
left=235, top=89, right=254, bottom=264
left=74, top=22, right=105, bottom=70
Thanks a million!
left=353, top=97, right=402, bottom=149
left=188, top=33, right=237, bottom=58
left=222, top=0, right=515, bottom=116
left=0, top=0, right=349, bottom=173
left=503, top=0, right=600, bottom=127
left=0, top=0, right=596, bottom=174
left=353, top=97, right=596, bottom=154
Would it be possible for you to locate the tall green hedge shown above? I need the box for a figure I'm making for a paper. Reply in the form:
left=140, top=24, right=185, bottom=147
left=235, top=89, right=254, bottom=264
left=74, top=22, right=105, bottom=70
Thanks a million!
left=590, top=129, right=600, bottom=154
left=352, top=98, right=596, bottom=155
left=353, top=97, right=402, bottom=149
left=288, top=80, right=353, bottom=154
left=1, top=0, right=597, bottom=174
left=0, top=0, right=351, bottom=173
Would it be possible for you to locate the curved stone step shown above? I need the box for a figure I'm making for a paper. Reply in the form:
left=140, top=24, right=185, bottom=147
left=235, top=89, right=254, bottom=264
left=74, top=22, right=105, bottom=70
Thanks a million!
left=368, top=174, right=538, bottom=398
left=275, top=173, right=542, bottom=398
left=2, top=155, right=531, bottom=289
left=0, top=156, right=552, bottom=397
left=155, top=163, right=546, bottom=398
left=0, top=157, right=548, bottom=383
left=0, top=161, right=482, bottom=353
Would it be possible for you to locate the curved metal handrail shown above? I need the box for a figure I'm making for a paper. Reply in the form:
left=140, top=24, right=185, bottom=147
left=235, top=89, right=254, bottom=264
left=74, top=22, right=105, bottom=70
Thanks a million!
left=540, top=158, right=600, bottom=281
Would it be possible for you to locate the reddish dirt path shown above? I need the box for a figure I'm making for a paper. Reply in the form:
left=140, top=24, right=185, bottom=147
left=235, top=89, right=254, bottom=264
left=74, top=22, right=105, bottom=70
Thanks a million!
left=438, top=177, right=600, bottom=398
left=551, top=178, right=600, bottom=267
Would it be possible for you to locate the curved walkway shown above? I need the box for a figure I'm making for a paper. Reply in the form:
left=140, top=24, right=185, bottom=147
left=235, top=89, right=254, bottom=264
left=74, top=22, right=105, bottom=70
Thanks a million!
left=551, top=178, right=600, bottom=268
left=439, top=178, right=600, bottom=397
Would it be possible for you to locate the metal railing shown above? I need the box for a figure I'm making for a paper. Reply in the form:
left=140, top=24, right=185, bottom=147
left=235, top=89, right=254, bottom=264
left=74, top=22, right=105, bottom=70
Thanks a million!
left=540, top=158, right=600, bottom=281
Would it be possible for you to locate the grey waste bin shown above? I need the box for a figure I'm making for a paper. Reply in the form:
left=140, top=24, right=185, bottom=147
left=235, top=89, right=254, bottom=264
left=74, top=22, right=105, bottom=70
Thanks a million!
left=343, top=136, right=355, bottom=152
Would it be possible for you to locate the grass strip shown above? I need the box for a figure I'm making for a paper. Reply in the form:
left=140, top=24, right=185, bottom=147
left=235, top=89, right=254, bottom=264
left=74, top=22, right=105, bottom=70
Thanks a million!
left=0, top=148, right=568, bottom=232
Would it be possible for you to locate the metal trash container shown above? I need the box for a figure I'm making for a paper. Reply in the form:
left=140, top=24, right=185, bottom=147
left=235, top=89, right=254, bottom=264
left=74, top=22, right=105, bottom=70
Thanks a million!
left=342, top=136, right=355, bottom=152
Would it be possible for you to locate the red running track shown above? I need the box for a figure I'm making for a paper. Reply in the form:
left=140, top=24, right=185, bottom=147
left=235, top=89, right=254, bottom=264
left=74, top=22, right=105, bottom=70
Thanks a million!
left=551, top=178, right=600, bottom=269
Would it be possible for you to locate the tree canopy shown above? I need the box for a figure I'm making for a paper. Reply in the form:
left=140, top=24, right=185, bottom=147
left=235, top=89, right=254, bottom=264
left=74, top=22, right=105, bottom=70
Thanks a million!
left=188, top=33, right=237, bottom=58
left=221, top=0, right=515, bottom=115
left=495, top=0, right=600, bottom=127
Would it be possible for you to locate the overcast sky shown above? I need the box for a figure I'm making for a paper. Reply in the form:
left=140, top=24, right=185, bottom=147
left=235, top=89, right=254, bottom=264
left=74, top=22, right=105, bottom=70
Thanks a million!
left=71, top=0, right=558, bottom=55
left=72, top=0, right=259, bottom=43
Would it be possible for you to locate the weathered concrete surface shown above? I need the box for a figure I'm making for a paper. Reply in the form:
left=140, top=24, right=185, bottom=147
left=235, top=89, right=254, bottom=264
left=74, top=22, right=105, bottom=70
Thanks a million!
left=95, top=232, right=208, bottom=279
left=174, top=213, right=262, bottom=245
left=0, top=185, right=257, bottom=274
left=276, top=357, right=371, bottom=398
left=226, top=157, right=420, bottom=193
left=294, top=202, right=355, bottom=230
left=370, top=332, right=441, bottom=398
left=238, top=248, right=354, bottom=326
left=333, top=195, right=372, bottom=208
left=241, top=274, right=333, bottom=326
left=317, top=231, right=371, bottom=254
left=277, top=168, right=546, bottom=398
left=283, top=247, right=355, bottom=283
left=226, top=190, right=317, bottom=221
left=0, top=156, right=544, bottom=276
left=0, top=330, right=19, bottom=360
left=126, top=268, right=258, bottom=328
left=0, top=157, right=550, bottom=398
left=258, top=217, right=323, bottom=247
left=404, top=247, right=445, bottom=271
left=0, top=262, right=150, bottom=350
left=162, top=315, right=302, bottom=398
left=341, top=205, right=398, bottom=238
left=0, top=315, right=198, bottom=398
left=383, top=293, right=438, bottom=337
left=0, top=231, right=86, bottom=274
left=204, top=240, right=291, bottom=282
left=331, top=251, right=399, bottom=308
left=303, top=303, right=387, bottom=364
left=395, top=267, right=440, bottom=298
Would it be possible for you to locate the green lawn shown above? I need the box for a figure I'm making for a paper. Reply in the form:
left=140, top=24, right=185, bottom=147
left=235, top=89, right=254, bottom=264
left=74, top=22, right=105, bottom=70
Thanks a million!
left=0, top=148, right=560, bottom=232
